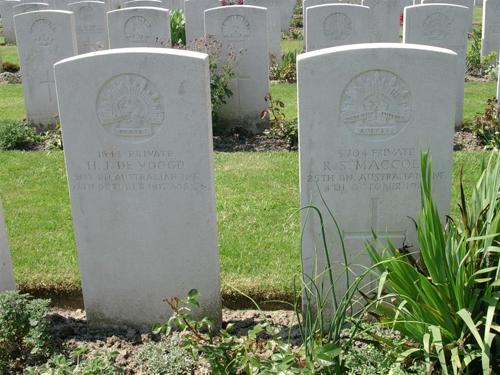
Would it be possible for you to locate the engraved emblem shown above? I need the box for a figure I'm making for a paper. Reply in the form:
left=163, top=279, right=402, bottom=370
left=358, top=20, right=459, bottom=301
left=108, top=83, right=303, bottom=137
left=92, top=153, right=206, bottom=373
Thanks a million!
left=322, top=12, right=352, bottom=41
left=96, top=74, right=165, bottom=141
left=221, top=15, right=251, bottom=42
left=30, top=19, right=56, bottom=46
left=340, top=70, right=412, bottom=140
left=77, top=4, right=99, bottom=33
left=124, top=16, right=152, bottom=43
left=422, top=12, right=451, bottom=43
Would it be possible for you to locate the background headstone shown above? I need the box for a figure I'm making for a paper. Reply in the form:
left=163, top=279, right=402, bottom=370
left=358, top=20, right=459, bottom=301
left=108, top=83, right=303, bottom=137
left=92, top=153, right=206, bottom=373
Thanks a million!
left=0, top=0, right=21, bottom=43
left=107, top=7, right=171, bottom=47
left=14, top=10, right=77, bottom=128
left=246, top=0, right=282, bottom=62
left=279, top=0, right=296, bottom=31
left=54, top=47, right=221, bottom=327
left=124, top=0, right=166, bottom=7
left=298, top=43, right=456, bottom=310
left=422, top=0, right=473, bottom=31
left=0, top=199, right=15, bottom=292
left=184, top=0, right=219, bottom=44
left=361, top=0, right=400, bottom=42
left=305, top=4, right=371, bottom=51
left=13, top=2, right=49, bottom=15
left=204, top=5, right=269, bottom=133
left=481, top=0, right=500, bottom=59
left=68, top=1, right=108, bottom=54
left=404, top=4, right=468, bottom=129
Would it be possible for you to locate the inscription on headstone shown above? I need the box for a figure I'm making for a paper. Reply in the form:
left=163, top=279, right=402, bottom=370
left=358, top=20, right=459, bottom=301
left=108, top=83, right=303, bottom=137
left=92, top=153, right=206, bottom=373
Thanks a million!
left=69, top=1, right=108, bottom=53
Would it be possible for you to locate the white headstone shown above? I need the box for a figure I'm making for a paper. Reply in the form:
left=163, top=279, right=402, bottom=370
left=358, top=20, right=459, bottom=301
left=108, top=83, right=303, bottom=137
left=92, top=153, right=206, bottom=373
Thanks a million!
left=162, top=0, right=182, bottom=10
left=105, top=0, right=126, bottom=11
left=14, top=10, right=77, bottom=128
left=399, top=0, right=412, bottom=13
left=361, top=0, right=400, bottom=42
left=279, top=0, right=296, bottom=31
left=107, top=7, right=171, bottom=47
left=124, top=0, right=165, bottom=7
left=404, top=4, right=468, bottom=129
left=497, top=57, right=500, bottom=102
left=204, top=5, right=269, bottom=133
left=54, top=47, right=221, bottom=327
left=0, top=200, right=15, bottom=292
left=298, top=43, right=456, bottom=309
left=246, top=0, right=282, bottom=62
left=481, top=0, right=500, bottom=58
left=305, top=4, right=372, bottom=52
left=302, top=0, right=341, bottom=44
left=0, top=0, right=21, bottom=43
left=184, top=0, right=219, bottom=44
left=68, top=1, right=108, bottom=53
left=421, top=0, right=473, bottom=31
left=12, top=2, right=49, bottom=15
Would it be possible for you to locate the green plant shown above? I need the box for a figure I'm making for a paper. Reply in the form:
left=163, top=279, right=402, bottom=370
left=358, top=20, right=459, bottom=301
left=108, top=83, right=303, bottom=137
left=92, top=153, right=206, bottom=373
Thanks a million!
left=467, top=29, right=497, bottom=76
left=2, top=61, right=19, bottom=73
left=136, top=337, right=195, bottom=374
left=368, top=151, right=500, bottom=374
left=41, top=123, right=63, bottom=150
left=262, top=93, right=298, bottom=149
left=0, top=119, right=39, bottom=150
left=170, top=9, right=186, bottom=46
left=190, top=36, right=236, bottom=128
left=0, top=291, right=50, bottom=372
left=270, top=50, right=298, bottom=83
left=471, top=97, right=500, bottom=150
left=26, top=345, right=123, bottom=374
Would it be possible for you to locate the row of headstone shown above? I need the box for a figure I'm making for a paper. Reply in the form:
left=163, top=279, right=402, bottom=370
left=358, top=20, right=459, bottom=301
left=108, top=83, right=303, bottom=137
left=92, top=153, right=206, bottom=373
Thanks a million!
left=0, top=200, right=15, bottom=293
left=481, top=0, right=500, bottom=59
left=13, top=4, right=271, bottom=131
left=51, top=42, right=455, bottom=326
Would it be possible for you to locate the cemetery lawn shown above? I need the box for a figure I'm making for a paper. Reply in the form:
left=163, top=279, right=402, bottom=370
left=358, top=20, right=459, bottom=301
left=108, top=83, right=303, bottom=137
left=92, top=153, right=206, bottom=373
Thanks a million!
left=0, top=150, right=490, bottom=305
left=0, top=44, right=19, bottom=65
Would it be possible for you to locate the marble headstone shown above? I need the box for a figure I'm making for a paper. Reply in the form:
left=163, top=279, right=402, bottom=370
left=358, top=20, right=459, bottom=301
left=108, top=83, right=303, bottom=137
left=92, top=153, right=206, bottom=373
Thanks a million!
left=305, top=4, right=372, bottom=52
left=0, top=200, right=15, bottom=292
left=13, top=2, right=49, bottom=15
left=204, top=5, right=269, bottom=133
left=279, top=0, right=296, bottom=31
left=303, top=0, right=341, bottom=44
left=298, top=43, right=456, bottom=310
left=404, top=4, right=468, bottom=129
left=107, top=7, right=171, bottom=48
left=0, top=0, right=21, bottom=43
left=124, top=0, right=166, bottom=7
left=246, top=0, right=282, bottom=62
left=68, top=1, right=108, bottom=54
left=481, top=0, right=500, bottom=58
left=14, top=10, right=77, bottom=128
left=54, top=47, right=221, bottom=327
left=184, top=0, right=219, bottom=44
left=361, top=0, right=400, bottom=42
left=422, top=0, right=473, bottom=31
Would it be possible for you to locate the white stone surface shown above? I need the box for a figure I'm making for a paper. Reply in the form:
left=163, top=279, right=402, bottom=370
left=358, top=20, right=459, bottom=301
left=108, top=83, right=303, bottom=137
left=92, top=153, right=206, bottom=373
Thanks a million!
left=404, top=4, right=468, bottom=129
left=302, top=0, right=341, bottom=44
left=204, top=5, right=269, bottom=133
left=481, top=0, right=500, bottom=58
left=422, top=0, right=473, bottom=31
left=13, top=2, right=48, bottom=15
left=162, top=0, right=182, bottom=10
left=497, top=58, right=500, bottom=101
left=107, top=7, right=171, bottom=47
left=279, top=0, right=296, bottom=31
left=69, top=1, right=108, bottom=53
left=54, top=47, right=221, bottom=327
left=246, top=0, right=282, bottom=62
left=361, top=0, right=400, bottom=42
left=298, top=43, right=456, bottom=310
left=0, top=0, right=21, bottom=43
left=184, top=0, right=219, bottom=44
left=305, top=4, right=371, bottom=52
left=124, top=0, right=165, bottom=7
left=14, top=10, right=77, bottom=128
left=0, top=200, right=15, bottom=292
left=105, top=0, right=126, bottom=11
left=399, top=0, right=412, bottom=13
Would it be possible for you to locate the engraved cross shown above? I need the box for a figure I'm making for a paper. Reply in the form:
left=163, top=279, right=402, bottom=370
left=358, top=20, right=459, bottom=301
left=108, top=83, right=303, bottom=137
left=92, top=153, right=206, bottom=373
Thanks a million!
left=40, top=70, right=55, bottom=103
left=343, top=197, right=406, bottom=242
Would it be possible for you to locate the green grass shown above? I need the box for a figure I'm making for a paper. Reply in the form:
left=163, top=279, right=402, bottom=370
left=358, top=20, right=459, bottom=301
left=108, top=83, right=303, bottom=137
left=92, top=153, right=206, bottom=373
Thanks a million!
left=0, top=44, right=19, bottom=65
left=281, top=39, right=303, bottom=54
left=463, top=80, right=496, bottom=125
left=473, top=5, right=482, bottom=28
left=0, top=84, right=25, bottom=121
left=0, top=150, right=490, bottom=303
